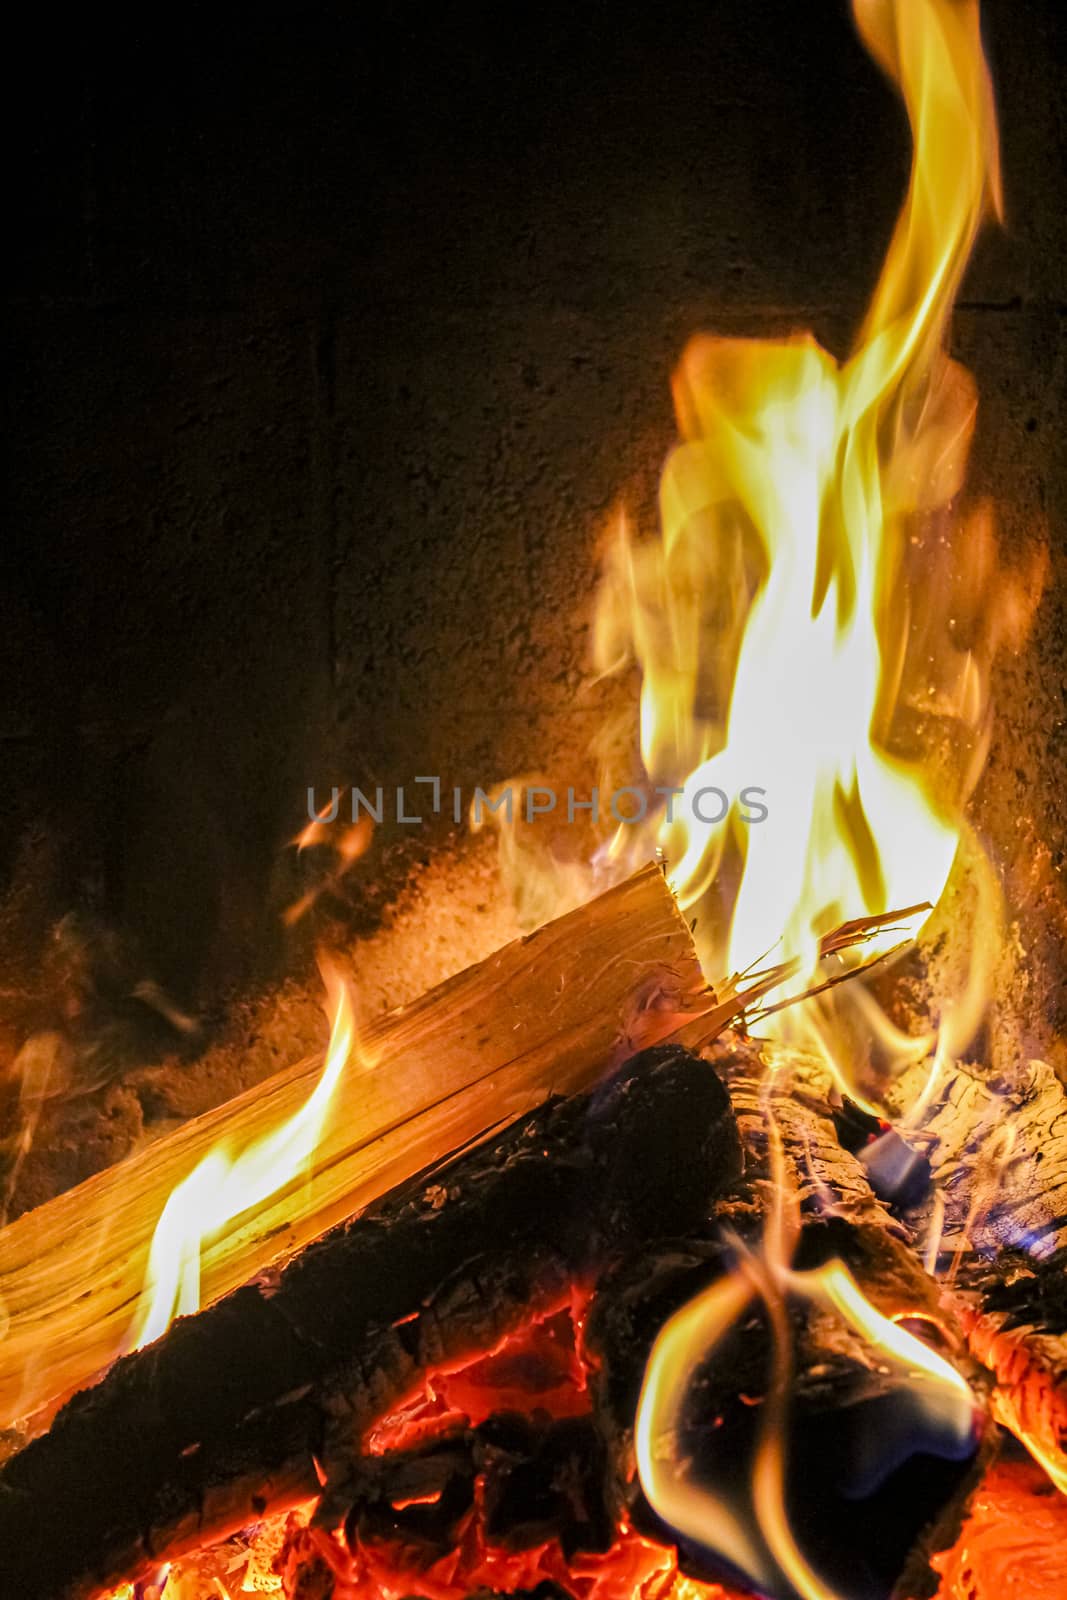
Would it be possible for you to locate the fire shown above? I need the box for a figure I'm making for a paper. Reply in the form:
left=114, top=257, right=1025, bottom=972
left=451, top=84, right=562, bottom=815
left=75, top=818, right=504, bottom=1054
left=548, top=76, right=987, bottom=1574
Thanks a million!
left=70, top=4, right=1054, bottom=1597
left=471, top=0, right=1040, bottom=1579
left=597, top=0, right=1004, bottom=1003
left=277, top=1297, right=742, bottom=1600
left=471, top=0, right=1043, bottom=1108
left=128, top=962, right=363, bottom=1349
left=635, top=1112, right=980, bottom=1600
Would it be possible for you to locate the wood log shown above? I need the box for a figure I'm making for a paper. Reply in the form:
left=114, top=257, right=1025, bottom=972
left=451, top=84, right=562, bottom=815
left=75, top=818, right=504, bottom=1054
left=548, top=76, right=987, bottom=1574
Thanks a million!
left=0, top=863, right=708, bottom=1434
left=326, top=1415, right=615, bottom=1563
left=589, top=1241, right=987, bottom=1600
left=709, top=1035, right=956, bottom=1318
left=0, top=1044, right=742, bottom=1600
left=580, top=1038, right=989, bottom=1600
left=271, top=1038, right=986, bottom=1600
left=889, top=1056, right=1067, bottom=1263
left=888, top=1055, right=1067, bottom=1485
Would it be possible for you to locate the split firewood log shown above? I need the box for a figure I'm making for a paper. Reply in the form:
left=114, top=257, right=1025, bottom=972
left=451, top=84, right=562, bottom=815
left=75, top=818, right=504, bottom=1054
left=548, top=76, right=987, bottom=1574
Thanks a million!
left=0, top=867, right=909, bottom=1443
left=0, top=863, right=711, bottom=1436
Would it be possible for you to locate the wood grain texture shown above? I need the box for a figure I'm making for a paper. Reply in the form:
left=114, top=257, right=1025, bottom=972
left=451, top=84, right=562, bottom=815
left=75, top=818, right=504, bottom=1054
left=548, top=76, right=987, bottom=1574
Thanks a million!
left=0, top=864, right=708, bottom=1434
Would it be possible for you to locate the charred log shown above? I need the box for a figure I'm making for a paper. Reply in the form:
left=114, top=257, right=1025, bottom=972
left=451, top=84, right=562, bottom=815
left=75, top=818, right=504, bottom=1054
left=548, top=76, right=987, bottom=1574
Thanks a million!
left=709, top=1037, right=956, bottom=1319
left=587, top=1226, right=988, bottom=1600
left=285, top=1040, right=986, bottom=1600
left=333, top=1415, right=614, bottom=1563
left=0, top=1035, right=994, bottom=1600
left=580, top=1039, right=989, bottom=1600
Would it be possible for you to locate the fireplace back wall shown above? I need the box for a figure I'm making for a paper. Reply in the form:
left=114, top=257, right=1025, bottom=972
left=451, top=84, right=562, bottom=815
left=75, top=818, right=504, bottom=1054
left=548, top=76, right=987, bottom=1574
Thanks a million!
left=4, top=1, right=1065, bottom=1019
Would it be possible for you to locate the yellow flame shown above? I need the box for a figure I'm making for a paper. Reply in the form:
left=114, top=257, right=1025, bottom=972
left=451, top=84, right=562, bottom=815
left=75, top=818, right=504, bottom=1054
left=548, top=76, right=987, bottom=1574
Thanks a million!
left=474, top=0, right=1042, bottom=1116
left=127, top=961, right=363, bottom=1350
left=635, top=1253, right=977, bottom=1600
left=634, top=1271, right=766, bottom=1586
left=103, top=1568, right=171, bottom=1600
left=792, top=1261, right=972, bottom=1411
left=599, top=0, right=1002, bottom=1002
left=636, top=1030, right=977, bottom=1597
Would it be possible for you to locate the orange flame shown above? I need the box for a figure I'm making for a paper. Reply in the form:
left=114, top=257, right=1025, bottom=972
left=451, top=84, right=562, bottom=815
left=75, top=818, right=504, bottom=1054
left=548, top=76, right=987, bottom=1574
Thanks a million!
left=635, top=1253, right=978, bottom=1600
left=127, top=961, right=364, bottom=1350
left=285, top=788, right=375, bottom=927
left=635, top=1085, right=977, bottom=1600
left=600, top=0, right=1002, bottom=994
left=989, top=1390, right=1067, bottom=1499
left=467, top=0, right=1046, bottom=1124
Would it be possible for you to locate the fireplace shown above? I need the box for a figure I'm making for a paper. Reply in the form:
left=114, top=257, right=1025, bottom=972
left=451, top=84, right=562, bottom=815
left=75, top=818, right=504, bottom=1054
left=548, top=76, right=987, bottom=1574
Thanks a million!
left=2, top=2, right=1066, bottom=1598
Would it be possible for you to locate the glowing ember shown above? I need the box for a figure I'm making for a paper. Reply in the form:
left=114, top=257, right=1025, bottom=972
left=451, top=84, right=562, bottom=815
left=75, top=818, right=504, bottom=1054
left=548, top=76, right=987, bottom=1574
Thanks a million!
left=364, top=1293, right=595, bottom=1456
left=274, top=1298, right=742, bottom=1600
left=98, top=1458, right=1067, bottom=1600
left=128, top=962, right=366, bottom=1349
left=276, top=1510, right=732, bottom=1600
left=932, top=1457, right=1067, bottom=1599
left=96, top=1280, right=1063, bottom=1600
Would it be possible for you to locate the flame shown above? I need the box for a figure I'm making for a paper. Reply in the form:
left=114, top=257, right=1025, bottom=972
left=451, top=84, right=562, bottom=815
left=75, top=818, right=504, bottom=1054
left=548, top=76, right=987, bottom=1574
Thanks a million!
left=635, top=1252, right=978, bottom=1600
left=635, top=1070, right=980, bottom=1600
left=102, top=1568, right=171, bottom=1600
left=127, top=962, right=364, bottom=1350
left=285, top=801, right=375, bottom=927
left=598, top=0, right=1005, bottom=1001
left=471, top=0, right=1043, bottom=1111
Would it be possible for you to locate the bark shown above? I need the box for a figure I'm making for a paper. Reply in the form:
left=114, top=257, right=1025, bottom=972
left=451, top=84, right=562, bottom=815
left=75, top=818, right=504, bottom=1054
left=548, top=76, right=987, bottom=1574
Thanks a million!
left=890, top=1054, right=1067, bottom=1484
left=278, top=1038, right=986, bottom=1600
